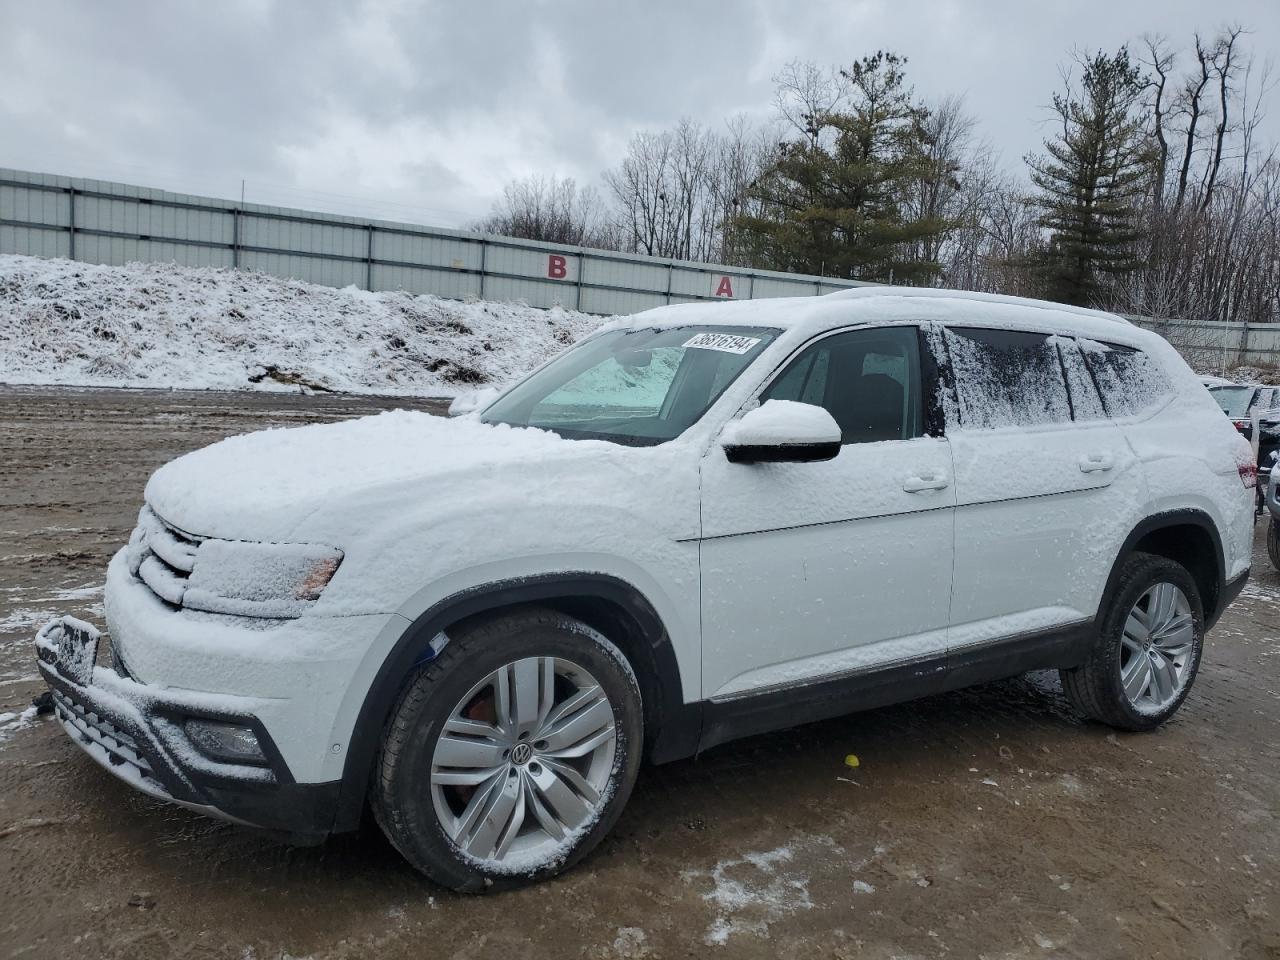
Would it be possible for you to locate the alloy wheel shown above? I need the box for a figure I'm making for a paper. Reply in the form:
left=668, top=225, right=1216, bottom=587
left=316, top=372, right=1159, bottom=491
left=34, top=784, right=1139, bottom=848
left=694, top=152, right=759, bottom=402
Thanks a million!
left=1119, top=582, right=1196, bottom=711
left=429, top=656, right=617, bottom=866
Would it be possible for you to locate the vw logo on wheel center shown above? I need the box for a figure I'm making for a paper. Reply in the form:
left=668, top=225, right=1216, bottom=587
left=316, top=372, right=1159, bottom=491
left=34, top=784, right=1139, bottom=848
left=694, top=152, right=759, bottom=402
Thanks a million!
left=510, top=742, right=533, bottom=766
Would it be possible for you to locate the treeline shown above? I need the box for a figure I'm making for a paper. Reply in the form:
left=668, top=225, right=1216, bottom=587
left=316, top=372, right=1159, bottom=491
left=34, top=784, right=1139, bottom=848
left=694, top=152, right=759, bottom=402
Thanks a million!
left=476, top=27, right=1279, bottom=325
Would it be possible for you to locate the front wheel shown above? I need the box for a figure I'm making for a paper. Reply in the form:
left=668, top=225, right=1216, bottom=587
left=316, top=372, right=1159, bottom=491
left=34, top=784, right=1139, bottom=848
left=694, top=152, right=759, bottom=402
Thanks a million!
left=1060, top=552, right=1204, bottom=731
left=1269, top=519, right=1279, bottom=572
left=372, top=608, right=643, bottom=891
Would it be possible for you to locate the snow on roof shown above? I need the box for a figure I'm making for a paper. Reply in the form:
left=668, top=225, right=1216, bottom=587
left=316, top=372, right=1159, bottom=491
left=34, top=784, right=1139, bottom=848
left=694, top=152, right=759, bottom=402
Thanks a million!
left=618, top=285, right=1144, bottom=346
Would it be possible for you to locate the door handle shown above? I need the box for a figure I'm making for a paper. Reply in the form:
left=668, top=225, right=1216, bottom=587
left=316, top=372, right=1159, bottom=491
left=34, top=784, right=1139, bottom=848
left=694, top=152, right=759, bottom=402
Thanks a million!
left=903, top=471, right=950, bottom=493
left=1078, top=453, right=1115, bottom=473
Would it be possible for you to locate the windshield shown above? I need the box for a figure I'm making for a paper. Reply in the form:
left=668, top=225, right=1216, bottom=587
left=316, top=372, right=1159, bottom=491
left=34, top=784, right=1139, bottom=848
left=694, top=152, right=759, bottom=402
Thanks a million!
left=1210, top=385, right=1255, bottom=418
left=482, top=325, right=778, bottom=445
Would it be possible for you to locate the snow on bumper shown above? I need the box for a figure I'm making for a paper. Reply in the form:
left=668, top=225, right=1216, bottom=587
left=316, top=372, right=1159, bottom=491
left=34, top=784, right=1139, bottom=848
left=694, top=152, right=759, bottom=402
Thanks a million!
left=34, top=551, right=403, bottom=836
left=36, top=616, right=273, bottom=825
left=100, top=548, right=397, bottom=784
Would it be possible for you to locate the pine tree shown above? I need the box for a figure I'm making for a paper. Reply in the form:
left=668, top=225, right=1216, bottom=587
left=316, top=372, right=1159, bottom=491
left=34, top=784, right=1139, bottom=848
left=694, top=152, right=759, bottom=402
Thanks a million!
left=733, top=52, right=956, bottom=283
left=1026, top=48, right=1155, bottom=306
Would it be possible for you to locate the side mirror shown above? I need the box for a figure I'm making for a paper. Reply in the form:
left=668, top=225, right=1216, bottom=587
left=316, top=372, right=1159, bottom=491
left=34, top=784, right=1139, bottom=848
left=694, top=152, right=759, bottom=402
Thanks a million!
left=721, top=400, right=842, bottom=464
left=448, top=386, right=502, bottom=417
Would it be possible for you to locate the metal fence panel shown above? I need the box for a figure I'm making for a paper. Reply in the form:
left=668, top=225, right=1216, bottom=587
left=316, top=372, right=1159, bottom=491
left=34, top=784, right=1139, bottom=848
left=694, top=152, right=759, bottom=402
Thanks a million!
left=0, top=167, right=875, bottom=316
left=3, top=166, right=1277, bottom=372
left=0, top=224, right=68, bottom=259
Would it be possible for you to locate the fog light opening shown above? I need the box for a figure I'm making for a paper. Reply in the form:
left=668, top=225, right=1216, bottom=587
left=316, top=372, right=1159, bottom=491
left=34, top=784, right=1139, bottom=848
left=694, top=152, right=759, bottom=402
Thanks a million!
left=184, top=718, right=268, bottom=766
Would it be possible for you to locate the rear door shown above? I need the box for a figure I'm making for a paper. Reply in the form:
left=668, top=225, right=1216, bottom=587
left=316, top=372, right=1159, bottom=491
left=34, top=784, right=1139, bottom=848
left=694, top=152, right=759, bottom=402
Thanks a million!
left=941, top=326, right=1143, bottom=651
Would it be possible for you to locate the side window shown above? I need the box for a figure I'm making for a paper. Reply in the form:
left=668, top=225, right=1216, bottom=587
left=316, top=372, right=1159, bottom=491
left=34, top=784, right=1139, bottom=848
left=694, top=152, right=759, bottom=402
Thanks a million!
left=1054, top=338, right=1107, bottom=421
left=1078, top=339, right=1173, bottom=417
left=762, top=327, right=922, bottom=444
left=945, top=327, right=1072, bottom=428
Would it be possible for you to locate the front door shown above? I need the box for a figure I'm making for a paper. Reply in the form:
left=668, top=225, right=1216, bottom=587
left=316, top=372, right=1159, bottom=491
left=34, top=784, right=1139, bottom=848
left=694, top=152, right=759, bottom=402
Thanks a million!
left=698, top=325, right=956, bottom=700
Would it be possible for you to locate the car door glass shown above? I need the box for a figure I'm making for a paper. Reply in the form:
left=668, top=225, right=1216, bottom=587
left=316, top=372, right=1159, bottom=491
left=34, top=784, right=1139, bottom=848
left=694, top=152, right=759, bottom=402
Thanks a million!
left=762, top=327, right=922, bottom=444
left=945, top=327, right=1072, bottom=428
left=1055, top=338, right=1107, bottom=421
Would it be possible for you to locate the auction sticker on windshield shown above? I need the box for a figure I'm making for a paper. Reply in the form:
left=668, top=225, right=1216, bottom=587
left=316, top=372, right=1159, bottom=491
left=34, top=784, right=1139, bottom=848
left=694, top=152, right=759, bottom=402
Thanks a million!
left=683, top=332, right=762, bottom=354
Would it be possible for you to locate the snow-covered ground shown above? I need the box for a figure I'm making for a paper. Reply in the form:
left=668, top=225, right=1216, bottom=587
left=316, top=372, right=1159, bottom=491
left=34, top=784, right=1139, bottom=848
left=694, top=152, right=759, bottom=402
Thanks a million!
left=0, top=254, right=610, bottom=396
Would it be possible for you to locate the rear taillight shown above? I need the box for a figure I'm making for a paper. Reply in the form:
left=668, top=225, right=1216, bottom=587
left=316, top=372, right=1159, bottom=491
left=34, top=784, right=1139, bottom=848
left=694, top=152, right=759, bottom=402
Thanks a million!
left=1233, top=420, right=1248, bottom=432
left=1240, top=462, right=1258, bottom=488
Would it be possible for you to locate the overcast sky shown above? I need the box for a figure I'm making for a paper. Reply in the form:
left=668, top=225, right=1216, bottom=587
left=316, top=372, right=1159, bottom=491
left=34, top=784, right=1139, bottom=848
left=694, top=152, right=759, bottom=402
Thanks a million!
left=2, top=0, right=1277, bottom=228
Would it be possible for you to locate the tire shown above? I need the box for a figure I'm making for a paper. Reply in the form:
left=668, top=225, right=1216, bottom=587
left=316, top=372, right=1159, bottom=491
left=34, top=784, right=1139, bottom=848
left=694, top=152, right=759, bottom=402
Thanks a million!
left=372, top=607, right=643, bottom=892
left=1269, top=519, right=1279, bottom=572
left=1059, top=551, right=1204, bottom=732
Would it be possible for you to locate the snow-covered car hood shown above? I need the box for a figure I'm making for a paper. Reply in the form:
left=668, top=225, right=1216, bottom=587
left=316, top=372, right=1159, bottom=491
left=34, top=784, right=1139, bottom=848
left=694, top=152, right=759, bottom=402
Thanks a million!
left=144, top=410, right=626, bottom=541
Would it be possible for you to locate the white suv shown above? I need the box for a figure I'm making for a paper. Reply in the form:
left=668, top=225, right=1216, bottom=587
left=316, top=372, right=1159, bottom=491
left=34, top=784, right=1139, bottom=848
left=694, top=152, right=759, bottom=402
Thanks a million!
left=37, top=288, right=1255, bottom=890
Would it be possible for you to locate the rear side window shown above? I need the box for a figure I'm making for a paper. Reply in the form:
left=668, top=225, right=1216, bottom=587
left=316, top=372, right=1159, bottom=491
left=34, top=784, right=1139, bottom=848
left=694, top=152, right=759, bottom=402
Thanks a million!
left=1055, top=338, right=1107, bottom=421
left=944, top=327, right=1072, bottom=428
left=1078, top=339, right=1173, bottom=417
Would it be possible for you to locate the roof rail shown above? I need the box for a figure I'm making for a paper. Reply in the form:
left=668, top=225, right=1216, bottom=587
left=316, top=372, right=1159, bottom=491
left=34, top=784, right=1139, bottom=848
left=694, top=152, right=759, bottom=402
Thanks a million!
left=822, top=285, right=1131, bottom=324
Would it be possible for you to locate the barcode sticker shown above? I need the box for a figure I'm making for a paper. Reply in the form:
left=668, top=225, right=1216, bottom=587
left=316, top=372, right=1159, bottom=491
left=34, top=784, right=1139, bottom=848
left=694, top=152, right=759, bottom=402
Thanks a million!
left=683, top=333, right=762, bottom=355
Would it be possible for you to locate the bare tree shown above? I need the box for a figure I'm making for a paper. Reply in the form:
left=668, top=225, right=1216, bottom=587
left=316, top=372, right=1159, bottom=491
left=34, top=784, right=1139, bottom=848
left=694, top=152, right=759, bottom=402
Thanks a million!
left=1140, top=35, right=1176, bottom=209
left=1173, top=34, right=1213, bottom=211
left=1114, top=25, right=1279, bottom=329
left=604, top=117, right=772, bottom=263
left=1201, top=25, right=1245, bottom=211
left=902, top=95, right=981, bottom=272
left=476, top=175, right=606, bottom=246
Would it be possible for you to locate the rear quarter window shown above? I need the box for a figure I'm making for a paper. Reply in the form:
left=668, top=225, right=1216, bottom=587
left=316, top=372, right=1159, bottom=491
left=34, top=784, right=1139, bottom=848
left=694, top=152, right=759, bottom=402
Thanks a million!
left=1078, top=339, right=1173, bottom=417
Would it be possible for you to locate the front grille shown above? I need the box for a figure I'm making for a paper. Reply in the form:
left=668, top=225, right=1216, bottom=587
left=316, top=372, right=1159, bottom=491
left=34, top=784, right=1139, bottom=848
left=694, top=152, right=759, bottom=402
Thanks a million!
left=128, top=506, right=201, bottom=607
left=52, top=689, right=168, bottom=795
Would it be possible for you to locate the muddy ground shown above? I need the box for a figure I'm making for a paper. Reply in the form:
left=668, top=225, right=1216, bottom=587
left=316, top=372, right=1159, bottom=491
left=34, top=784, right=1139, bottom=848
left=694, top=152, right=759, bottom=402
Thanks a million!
left=1, top=385, right=1277, bottom=960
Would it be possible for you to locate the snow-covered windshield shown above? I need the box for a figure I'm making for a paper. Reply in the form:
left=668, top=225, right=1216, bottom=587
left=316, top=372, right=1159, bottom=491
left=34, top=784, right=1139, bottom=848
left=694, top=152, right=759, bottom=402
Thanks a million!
left=482, top=325, right=778, bottom=445
left=1210, top=385, right=1254, bottom=418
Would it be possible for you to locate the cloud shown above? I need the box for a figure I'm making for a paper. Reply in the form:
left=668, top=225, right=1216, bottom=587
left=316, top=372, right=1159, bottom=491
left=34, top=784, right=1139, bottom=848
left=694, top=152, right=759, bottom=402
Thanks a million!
left=1, top=0, right=1276, bottom=227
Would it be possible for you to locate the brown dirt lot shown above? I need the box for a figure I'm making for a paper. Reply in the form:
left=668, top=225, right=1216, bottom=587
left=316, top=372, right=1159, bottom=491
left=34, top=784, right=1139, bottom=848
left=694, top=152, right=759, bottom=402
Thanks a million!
left=1, top=386, right=1277, bottom=960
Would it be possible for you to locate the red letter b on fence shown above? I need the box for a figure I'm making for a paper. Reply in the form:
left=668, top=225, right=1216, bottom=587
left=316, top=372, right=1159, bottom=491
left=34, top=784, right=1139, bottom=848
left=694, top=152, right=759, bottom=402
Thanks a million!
left=548, top=254, right=568, bottom=279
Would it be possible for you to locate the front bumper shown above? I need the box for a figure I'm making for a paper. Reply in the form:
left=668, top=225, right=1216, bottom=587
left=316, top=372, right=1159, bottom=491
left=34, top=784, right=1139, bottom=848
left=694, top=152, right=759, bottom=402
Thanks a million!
left=36, top=616, right=342, bottom=841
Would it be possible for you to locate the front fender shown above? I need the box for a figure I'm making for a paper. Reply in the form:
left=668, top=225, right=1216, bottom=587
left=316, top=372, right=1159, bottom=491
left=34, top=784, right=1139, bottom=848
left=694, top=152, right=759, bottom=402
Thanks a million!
left=325, top=566, right=701, bottom=833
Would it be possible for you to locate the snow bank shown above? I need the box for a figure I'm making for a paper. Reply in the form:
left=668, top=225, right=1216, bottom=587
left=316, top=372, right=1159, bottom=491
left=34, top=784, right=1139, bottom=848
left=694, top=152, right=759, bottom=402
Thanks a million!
left=0, top=254, right=611, bottom=396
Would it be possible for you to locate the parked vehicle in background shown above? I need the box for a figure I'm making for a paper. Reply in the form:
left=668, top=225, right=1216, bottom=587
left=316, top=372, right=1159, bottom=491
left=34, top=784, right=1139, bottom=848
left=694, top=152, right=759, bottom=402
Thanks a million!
left=1265, top=451, right=1280, bottom=571
left=1199, top=375, right=1237, bottom=388
left=1209, top=383, right=1280, bottom=513
left=1208, top=383, right=1280, bottom=441
left=36, top=288, right=1254, bottom=891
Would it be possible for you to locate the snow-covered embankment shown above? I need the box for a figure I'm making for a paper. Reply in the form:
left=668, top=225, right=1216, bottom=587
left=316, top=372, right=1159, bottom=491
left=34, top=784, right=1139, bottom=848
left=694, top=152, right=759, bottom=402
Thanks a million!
left=0, top=254, right=610, bottom=396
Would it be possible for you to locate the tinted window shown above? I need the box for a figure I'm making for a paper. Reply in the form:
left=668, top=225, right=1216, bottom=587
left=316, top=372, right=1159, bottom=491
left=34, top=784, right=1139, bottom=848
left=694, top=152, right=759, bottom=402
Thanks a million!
left=1078, top=339, right=1173, bottom=417
left=762, top=327, right=922, bottom=444
left=945, top=327, right=1072, bottom=428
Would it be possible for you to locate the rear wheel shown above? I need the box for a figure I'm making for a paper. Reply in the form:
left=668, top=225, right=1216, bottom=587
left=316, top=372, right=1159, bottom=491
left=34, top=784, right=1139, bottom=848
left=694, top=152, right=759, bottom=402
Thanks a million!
left=372, top=608, right=643, bottom=891
left=1060, top=552, right=1204, bottom=731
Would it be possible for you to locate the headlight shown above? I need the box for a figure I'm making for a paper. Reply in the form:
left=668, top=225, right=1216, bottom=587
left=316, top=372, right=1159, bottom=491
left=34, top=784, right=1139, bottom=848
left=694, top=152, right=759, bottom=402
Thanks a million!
left=183, top=539, right=343, bottom=618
